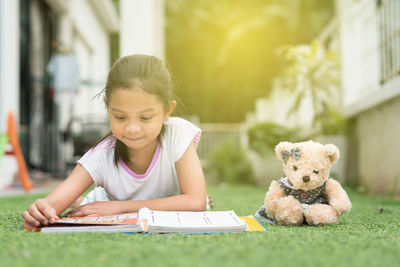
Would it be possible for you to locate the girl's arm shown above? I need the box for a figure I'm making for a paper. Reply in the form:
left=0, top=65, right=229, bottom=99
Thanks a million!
left=66, top=142, right=207, bottom=217
left=21, top=164, right=93, bottom=230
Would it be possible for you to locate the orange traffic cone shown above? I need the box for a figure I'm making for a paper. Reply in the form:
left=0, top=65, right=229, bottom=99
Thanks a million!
left=6, top=111, right=33, bottom=192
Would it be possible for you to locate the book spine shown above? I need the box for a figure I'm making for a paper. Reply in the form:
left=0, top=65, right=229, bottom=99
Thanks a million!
left=137, top=207, right=151, bottom=233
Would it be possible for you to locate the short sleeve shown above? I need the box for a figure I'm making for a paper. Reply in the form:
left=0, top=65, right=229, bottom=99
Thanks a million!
left=163, top=117, right=202, bottom=163
left=77, top=137, right=115, bottom=186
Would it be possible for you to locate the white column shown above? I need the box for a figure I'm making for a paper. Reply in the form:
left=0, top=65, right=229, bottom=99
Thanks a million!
left=0, top=0, right=20, bottom=132
left=119, top=0, right=165, bottom=59
left=58, top=15, right=74, bottom=51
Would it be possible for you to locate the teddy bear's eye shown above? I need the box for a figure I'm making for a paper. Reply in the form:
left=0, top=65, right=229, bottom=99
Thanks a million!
left=293, top=165, right=298, bottom=171
left=313, top=169, right=319, bottom=174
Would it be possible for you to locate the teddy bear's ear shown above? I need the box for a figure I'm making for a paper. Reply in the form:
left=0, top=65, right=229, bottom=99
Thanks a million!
left=275, top=141, right=293, bottom=162
left=324, top=144, right=340, bottom=165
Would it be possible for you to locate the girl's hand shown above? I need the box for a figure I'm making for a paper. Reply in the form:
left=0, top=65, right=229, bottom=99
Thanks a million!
left=22, top=198, right=59, bottom=231
left=65, top=201, right=122, bottom=217
left=21, top=165, right=94, bottom=231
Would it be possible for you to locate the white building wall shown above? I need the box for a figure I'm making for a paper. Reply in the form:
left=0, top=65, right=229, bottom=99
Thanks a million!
left=249, top=87, right=313, bottom=129
left=0, top=0, right=20, bottom=132
left=120, top=0, right=165, bottom=59
left=338, top=0, right=400, bottom=116
left=356, top=96, right=400, bottom=194
left=338, top=0, right=381, bottom=113
left=337, top=0, right=400, bottom=195
left=58, top=0, right=113, bottom=121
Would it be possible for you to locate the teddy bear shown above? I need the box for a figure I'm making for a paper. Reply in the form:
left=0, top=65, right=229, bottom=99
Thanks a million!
left=256, top=140, right=351, bottom=226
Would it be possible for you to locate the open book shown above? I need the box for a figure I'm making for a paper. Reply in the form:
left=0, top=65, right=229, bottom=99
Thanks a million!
left=40, top=208, right=266, bottom=234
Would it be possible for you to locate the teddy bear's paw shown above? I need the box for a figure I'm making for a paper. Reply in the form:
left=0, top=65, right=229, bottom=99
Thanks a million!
left=264, top=181, right=286, bottom=219
left=304, top=204, right=338, bottom=225
left=275, top=196, right=304, bottom=225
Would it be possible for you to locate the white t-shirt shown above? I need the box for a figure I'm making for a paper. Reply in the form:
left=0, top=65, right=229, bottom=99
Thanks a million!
left=77, top=117, right=201, bottom=202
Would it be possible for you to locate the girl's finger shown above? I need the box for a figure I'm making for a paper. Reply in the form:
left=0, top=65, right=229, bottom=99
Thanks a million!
left=21, top=211, right=40, bottom=227
left=86, top=213, right=100, bottom=217
left=37, top=203, right=59, bottom=223
left=68, top=203, right=92, bottom=217
left=27, top=204, right=48, bottom=225
left=66, top=203, right=99, bottom=217
left=65, top=208, right=81, bottom=217
left=22, top=220, right=38, bottom=231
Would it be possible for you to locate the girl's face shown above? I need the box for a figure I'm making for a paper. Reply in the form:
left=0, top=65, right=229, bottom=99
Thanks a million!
left=107, top=87, right=175, bottom=152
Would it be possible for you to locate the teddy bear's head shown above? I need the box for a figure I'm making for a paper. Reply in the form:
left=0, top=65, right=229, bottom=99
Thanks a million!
left=275, top=140, right=339, bottom=191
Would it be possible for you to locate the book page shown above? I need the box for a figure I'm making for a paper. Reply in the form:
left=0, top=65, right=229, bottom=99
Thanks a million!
left=148, top=210, right=242, bottom=228
left=203, top=211, right=243, bottom=227
left=150, top=211, right=182, bottom=227
left=179, top=213, right=209, bottom=227
left=54, top=213, right=138, bottom=225
left=150, top=212, right=210, bottom=227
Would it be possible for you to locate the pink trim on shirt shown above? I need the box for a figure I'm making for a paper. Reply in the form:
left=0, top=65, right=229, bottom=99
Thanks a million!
left=192, top=131, right=201, bottom=149
left=166, top=117, right=202, bottom=149
left=118, top=142, right=161, bottom=179
left=79, top=136, right=115, bottom=164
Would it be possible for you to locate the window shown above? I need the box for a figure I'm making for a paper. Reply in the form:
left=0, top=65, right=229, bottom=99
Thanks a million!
left=377, top=0, right=400, bottom=84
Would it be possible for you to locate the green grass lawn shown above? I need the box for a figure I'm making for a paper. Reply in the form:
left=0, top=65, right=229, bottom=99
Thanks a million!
left=0, top=184, right=399, bottom=267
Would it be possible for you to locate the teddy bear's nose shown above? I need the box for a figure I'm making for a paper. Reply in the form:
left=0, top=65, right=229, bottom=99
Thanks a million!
left=302, top=176, right=310, bottom=182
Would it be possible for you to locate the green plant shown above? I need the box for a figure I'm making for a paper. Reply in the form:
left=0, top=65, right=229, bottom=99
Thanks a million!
left=278, top=40, right=343, bottom=134
left=208, top=139, right=253, bottom=184
left=247, top=122, right=298, bottom=155
left=166, top=0, right=335, bottom=122
left=316, top=104, right=349, bottom=135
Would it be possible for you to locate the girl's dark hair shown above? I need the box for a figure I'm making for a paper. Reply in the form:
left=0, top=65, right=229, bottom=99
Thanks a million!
left=98, top=54, right=174, bottom=165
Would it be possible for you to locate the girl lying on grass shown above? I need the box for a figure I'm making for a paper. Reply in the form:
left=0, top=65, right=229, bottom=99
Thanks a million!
left=22, top=54, right=208, bottom=231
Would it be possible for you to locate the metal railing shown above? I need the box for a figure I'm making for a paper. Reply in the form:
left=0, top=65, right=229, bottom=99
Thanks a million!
left=197, top=123, right=244, bottom=160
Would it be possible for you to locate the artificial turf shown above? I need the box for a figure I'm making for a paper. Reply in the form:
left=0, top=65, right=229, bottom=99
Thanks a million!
left=0, top=184, right=399, bottom=267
